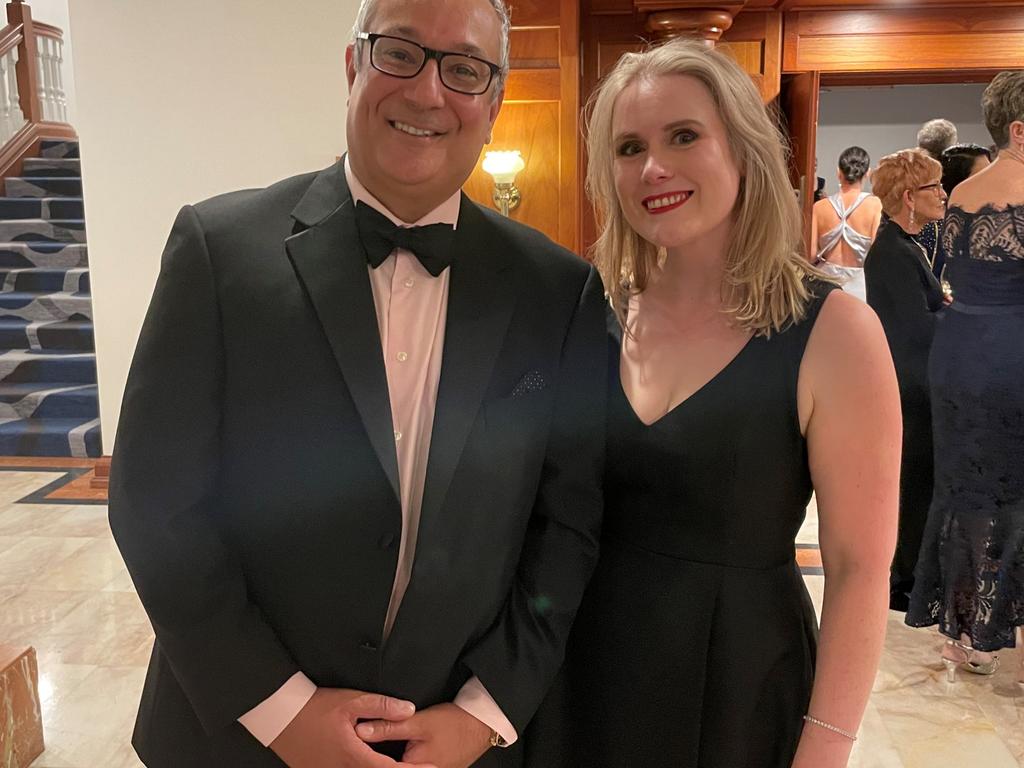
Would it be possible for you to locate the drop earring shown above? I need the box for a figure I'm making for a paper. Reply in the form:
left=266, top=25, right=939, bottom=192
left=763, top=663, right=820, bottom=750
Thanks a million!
left=909, top=205, right=917, bottom=230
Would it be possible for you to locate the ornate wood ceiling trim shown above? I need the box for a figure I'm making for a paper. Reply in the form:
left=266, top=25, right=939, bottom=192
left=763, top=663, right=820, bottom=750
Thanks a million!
left=633, top=1, right=748, bottom=42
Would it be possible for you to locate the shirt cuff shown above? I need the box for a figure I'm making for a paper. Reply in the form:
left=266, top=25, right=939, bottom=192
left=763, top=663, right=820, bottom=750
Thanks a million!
left=454, top=676, right=518, bottom=747
left=238, top=672, right=317, bottom=747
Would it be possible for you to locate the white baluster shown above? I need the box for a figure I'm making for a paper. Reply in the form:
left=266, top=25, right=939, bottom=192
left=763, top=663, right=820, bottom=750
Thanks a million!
left=52, top=38, right=66, bottom=123
left=35, top=35, right=50, bottom=121
left=0, top=53, right=11, bottom=144
left=42, top=36, right=55, bottom=121
left=5, top=47, right=25, bottom=140
left=9, top=47, right=25, bottom=128
left=3, top=52, right=15, bottom=143
left=44, top=37, right=55, bottom=122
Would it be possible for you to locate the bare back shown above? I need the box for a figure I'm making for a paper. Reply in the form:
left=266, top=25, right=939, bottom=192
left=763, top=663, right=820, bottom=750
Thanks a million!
left=812, top=190, right=883, bottom=267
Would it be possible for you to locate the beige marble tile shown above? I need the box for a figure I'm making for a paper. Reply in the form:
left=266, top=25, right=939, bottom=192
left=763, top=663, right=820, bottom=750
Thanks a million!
left=100, top=568, right=136, bottom=594
left=30, top=537, right=126, bottom=592
left=796, top=493, right=819, bottom=546
left=31, top=507, right=112, bottom=540
left=804, top=573, right=824, bottom=616
left=0, top=463, right=1018, bottom=768
left=0, top=472, right=64, bottom=505
left=0, top=534, right=25, bottom=558
left=0, top=590, right=93, bottom=648
left=0, top=505, right=67, bottom=537
left=41, top=591, right=153, bottom=667
left=849, top=700, right=905, bottom=768
left=0, top=537, right=91, bottom=589
left=35, top=657, right=96, bottom=719
left=35, top=665, right=146, bottom=768
left=900, top=726, right=1019, bottom=768
left=29, top=664, right=145, bottom=767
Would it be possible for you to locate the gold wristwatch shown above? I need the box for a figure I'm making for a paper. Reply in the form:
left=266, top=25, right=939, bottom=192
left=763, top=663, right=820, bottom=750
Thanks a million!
left=489, top=729, right=509, bottom=748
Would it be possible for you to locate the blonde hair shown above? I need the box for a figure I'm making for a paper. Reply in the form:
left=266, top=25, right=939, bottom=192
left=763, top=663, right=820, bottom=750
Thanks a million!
left=982, top=70, right=1024, bottom=149
left=872, top=148, right=942, bottom=218
left=586, top=39, right=819, bottom=337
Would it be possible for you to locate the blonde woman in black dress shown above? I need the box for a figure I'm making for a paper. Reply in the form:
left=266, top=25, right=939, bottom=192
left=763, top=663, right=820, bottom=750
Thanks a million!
left=527, top=40, right=900, bottom=768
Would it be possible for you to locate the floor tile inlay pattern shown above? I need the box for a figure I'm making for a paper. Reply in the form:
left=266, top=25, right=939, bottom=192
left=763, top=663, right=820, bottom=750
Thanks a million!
left=0, top=472, right=1017, bottom=767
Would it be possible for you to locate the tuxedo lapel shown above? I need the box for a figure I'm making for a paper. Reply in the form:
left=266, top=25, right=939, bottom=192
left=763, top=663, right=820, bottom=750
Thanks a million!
left=285, top=162, right=400, bottom=500
left=419, top=200, right=516, bottom=531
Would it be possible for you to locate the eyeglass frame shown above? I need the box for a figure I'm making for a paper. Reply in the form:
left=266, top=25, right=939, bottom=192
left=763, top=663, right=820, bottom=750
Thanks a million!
left=916, top=181, right=945, bottom=194
left=354, top=32, right=502, bottom=96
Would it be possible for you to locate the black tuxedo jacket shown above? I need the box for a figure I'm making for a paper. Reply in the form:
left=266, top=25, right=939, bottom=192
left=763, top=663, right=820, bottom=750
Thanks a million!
left=108, top=160, right=607, bottom=767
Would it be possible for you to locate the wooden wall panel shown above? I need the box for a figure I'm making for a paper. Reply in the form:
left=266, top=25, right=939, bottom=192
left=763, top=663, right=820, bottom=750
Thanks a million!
left=719, top=40, right=763, bottom=74
left=597, top=41, right=647, bottom=78
left=503, top=69, right=561, bottom=101
left=465, top=103, right=561, bottom=242
left=463, top=0, right=580, bottom=251
left=558, top=0, right=582, bottom=249
left=780, top=71, right=820, bottom=252
left=508, top=0, right=560, bottom=25
left=777, top=0, right=1024, bottom=10
left=784, top=7, right=1024, bottom=72
left=510, top=28, right=560, bottom=68
left=721, top=11, right=783, bottom=101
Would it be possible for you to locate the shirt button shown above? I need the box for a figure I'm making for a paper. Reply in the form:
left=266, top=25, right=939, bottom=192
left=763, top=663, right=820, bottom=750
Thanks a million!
left=397, top=351, right=409, bottom=362
left=404, top=278, right=415, bottom=288
left=394, top=430, right=403, bottom=442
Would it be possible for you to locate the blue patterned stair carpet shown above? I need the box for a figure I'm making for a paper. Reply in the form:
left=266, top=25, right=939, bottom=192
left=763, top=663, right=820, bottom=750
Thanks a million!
left=0, top=140, right=101, bottom=457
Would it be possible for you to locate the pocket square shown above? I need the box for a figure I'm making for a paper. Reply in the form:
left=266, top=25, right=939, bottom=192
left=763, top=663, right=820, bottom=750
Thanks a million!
left=511, top=370, right=546, bottom=398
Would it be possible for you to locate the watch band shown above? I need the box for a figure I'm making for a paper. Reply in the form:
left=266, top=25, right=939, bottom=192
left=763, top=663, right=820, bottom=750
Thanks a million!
left=489, top=729, right=509, bottom=748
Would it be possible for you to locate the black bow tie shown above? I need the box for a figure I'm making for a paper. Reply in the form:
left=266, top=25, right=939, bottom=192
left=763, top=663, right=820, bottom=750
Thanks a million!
left=355, top=201, right=456, bottom=277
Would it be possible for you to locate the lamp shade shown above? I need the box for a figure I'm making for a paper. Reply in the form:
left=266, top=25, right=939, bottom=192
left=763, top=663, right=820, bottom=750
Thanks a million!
left=482, top=150, right=525, bottom=184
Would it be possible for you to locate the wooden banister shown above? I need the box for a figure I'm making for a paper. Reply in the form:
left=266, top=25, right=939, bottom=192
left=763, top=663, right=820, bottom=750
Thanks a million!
left=0, top=23, right=21, bottom=57
left=6, top=0, right=39, bottom=124
left=33, top=20, right=61, bottom=40
left=0, top=1, right=74, bottom=179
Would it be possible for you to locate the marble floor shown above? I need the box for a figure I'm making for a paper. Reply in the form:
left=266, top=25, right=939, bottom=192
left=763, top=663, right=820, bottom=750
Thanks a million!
left=0, top=470, right=1018, bottom=767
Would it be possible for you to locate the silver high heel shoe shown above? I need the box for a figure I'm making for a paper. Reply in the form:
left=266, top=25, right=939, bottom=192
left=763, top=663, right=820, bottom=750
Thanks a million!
left=942, top=639, right=999, bottom=683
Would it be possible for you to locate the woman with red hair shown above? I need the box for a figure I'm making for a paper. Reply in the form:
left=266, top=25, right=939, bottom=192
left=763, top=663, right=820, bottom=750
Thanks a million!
left=864, top=148, right=948, bottom=612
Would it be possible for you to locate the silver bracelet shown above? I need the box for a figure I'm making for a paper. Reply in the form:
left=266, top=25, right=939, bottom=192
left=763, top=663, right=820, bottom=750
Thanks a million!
left=802, top=715, right=857, bottom=742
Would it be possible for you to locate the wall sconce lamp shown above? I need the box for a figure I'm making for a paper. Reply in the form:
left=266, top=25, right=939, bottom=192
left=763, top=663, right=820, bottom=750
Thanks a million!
left=482, top=150, right=525, bottom=217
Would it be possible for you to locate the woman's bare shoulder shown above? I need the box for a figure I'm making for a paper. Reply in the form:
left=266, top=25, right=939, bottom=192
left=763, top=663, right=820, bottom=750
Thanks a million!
left=949, top=162, right=1024, bottom=212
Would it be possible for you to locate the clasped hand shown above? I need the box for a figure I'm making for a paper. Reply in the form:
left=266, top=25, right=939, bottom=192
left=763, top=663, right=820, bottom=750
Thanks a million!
left=270, top=688, right=491, bottom=768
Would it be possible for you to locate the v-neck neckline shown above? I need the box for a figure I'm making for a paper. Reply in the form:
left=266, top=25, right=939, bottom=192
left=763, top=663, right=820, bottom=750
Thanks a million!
left=617, top=332, right=757, bottom=428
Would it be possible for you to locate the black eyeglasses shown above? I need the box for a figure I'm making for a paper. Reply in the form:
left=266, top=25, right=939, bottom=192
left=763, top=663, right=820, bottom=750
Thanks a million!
left=355, top=32, right=500, bottom=96
left=917, top=182, right=944, bottom=194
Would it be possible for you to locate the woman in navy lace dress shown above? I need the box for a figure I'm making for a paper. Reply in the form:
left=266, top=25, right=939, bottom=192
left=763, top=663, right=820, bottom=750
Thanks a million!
left=906, top=70, right=1024, bottom=685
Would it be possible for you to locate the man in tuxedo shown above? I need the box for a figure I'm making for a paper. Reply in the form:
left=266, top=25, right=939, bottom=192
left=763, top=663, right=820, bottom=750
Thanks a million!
left=108, top=0, right=606, bottom=766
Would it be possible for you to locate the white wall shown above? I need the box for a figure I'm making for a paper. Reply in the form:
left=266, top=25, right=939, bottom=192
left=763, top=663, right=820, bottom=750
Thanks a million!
left=816, top=83, right=991, bottom=196
left=26, top=0, right=77, bottom=123
left=68, top=0, right=359, bottom=453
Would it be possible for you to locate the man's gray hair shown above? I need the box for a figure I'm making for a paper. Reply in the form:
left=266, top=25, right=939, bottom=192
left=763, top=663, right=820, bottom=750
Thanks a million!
left=350, top=0, right=511, bottom=94
left=916, top=118, right=959, bottom=160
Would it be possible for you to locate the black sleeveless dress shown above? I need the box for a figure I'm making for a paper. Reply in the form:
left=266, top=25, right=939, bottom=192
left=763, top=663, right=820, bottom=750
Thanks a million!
left=906, top=205, right=1024, bottom=651
left=525, top=286, right=834, bottom=768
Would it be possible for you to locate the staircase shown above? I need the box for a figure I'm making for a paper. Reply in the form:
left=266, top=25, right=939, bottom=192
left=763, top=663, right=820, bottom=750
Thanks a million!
left=0, top=139, right=101, bottom=457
